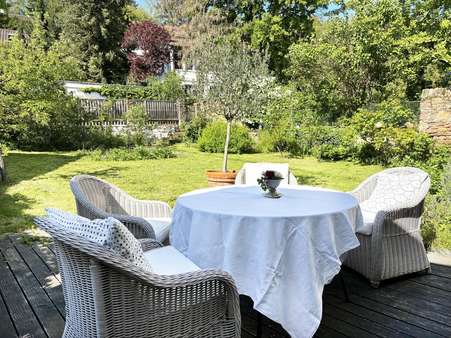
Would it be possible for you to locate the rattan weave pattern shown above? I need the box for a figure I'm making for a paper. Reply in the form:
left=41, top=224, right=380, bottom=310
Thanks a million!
left=34, top=217, right=241, bottom=338
left=344, top=167, right=431, bottom=287
left=70, top=175, right=172, bottom=240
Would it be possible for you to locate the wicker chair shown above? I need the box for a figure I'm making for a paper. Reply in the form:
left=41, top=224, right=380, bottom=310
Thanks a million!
left=235, top=163, right=298, bottom=185
left=344, top=167, right=431, bottom=287
left=70, top=175, right=172, bottom=240
left=0, top=150, right=5, bottom=181
left=34, top=216, right=241, bottom=338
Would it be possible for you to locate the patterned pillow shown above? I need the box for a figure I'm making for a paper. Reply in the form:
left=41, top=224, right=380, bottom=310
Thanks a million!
left=46, top=208, right=110, bottom=245
left=104, top=217, right=152, bottom=272
left=362, top=172, right=428, bottom=211
left=45, top=209, right=152, bottom=272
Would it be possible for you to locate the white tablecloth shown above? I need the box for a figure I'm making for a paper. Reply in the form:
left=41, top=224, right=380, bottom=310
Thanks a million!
left=170, top=185, right=364, bottom=338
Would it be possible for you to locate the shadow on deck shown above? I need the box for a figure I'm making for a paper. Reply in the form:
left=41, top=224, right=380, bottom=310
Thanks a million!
left=0, top=234, right=450, bottom=338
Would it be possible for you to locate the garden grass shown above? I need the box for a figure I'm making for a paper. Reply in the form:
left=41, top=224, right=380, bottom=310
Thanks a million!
left=0, top=144, right=382, bottom=235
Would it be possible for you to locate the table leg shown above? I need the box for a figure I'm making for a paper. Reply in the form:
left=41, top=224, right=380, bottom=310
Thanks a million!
left=256, top=312, right=263, bottom=338
left=339, top=270, right=350, bottom=302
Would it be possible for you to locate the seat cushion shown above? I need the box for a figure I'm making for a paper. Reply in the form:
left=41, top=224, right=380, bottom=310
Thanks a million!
left=357, top=209, right=377, bottom=235
left=46, top=208, right=152, bottom=272
left=144, top=217, right=172, bottom=242
left=243, top=163, right=290, bottom=186
left=143, top=246, right=200, bottom=275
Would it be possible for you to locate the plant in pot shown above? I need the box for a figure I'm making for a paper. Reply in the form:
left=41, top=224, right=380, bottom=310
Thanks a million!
left=193, top=40, right=272, bottom=186
left=257, top=170, right=284, bottom=198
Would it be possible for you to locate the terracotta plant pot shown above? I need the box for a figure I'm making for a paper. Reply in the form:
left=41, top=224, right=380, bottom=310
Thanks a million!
left=206, top=170, right=237, bottom=187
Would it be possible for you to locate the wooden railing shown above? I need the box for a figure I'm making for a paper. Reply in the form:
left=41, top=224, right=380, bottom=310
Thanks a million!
left=79, top=99, right=184, bottom=125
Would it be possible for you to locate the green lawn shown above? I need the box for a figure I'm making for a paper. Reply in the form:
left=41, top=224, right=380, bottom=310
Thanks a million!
left=0, top=144, right=382, bottom=235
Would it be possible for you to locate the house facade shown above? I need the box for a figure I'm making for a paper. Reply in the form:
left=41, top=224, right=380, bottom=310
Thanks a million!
left=0, top=28, right=16, bottom=43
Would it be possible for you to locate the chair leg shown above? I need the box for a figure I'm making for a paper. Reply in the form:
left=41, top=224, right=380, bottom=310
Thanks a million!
left=339, top=270, right=350, bottom=302
left=256, top=312, right=263, bottom=338
left=370, top=280, right=380, bottom=288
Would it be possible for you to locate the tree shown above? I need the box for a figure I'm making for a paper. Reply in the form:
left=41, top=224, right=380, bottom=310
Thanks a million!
left=211, top=0, right=328, bottom=78
left=287, top=0, right=450, bottom=121
left=126, top=4, right=154, bottom=22
left=155, top=0, right=230, bottom=62
left=22, top=0, right=65, bottom=47
left=58, top=0, right=131, bottom=83
left=122, top=20, right=171, bottom=81
left=194, top=41, right=272, bottom=171
left=0, top=16, right=84, bottom=150
left=0, top=0, right=7, bottom=28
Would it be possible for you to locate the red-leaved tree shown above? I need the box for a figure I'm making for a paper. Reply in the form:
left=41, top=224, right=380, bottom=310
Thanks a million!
left=122, top=21, right=172, bottom=81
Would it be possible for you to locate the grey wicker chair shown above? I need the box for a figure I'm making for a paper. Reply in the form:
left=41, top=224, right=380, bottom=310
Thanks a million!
left=0, top=150, right=5, bottom=181
left=235, top=163, right=298, bottom=185
left=70, top=175, right=172, bottom=240
left=344, top=167, right=431, bottom=287
left=34, top=216, right=241, bottom=338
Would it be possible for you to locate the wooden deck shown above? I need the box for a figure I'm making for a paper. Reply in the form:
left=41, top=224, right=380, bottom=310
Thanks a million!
left=1, top=234, right=450, bottom=338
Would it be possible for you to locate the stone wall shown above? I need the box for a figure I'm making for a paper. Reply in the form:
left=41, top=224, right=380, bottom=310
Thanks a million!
left=419, top=88, right=451, bottom=144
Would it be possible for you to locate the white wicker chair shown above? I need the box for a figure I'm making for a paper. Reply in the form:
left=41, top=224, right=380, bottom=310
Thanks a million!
left=70, top=175, right=172, bottom=241
left=344, top=167, right=431, bottom=287
left=34, top=216, right=241, bottom=338
left=235, top=163, right=298, bottom=185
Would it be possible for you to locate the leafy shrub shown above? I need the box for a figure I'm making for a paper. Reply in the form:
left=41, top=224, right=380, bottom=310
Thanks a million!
left=346, top=101, right=434, bottom=165
left=83, top=72, right=186, bottom=101
left=125, top=104, right=152, bottom=146
left=0, top=143, right=9, bottom=156
left=421, top=163, right=451, bottom=249
left=198, top=121, right=256, bottom=154
left=422, top=195, right=451, bottom=250
left=181, top=114, right=210, bottom=143
left=354, top=126, right=434, bottom=166
left=81, top=127, right=126, bottom=150
left=257, top=86, right=318, bottom=154
left=311, top=127, right=357, bottom=161
left=82, top=145, right=175, bottom=161
left=257, top=119, right=297, bottom=153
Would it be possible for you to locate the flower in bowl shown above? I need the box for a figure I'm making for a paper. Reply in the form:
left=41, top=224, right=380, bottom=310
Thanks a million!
left=257, top=170, right=284, bottom=198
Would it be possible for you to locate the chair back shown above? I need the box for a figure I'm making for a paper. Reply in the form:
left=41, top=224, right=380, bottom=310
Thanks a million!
left=239, top=162, right=291, bottom=185
left=34, top=217, right=117, bottom=337
left=34, top=216, right=159, bottom=338
left=70, top=175, right=129, bottom=218
left=367, top=167, right=430, bottom=210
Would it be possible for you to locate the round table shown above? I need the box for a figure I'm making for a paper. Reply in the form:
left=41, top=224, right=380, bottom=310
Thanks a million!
left=170, top=185, right=363, bottom=338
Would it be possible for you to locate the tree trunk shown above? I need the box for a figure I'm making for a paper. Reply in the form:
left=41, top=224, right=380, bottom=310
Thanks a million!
left=222, top=120, right=231, bottom=172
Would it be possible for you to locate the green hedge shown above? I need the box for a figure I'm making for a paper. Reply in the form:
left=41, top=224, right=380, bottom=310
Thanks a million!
left=79, top=145, right=176, bottom=161
left=82, top=72, right=185, bottom=101
left=198, top=121, right=256, bottom=154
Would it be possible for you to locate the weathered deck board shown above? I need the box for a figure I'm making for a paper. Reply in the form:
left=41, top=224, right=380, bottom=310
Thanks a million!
left=1, top=234, right=451, bottom=338
left=0, top=286, right=17, bottom=338
left=0, top=238, right=65, bottom=338
left=0, top=239, right=47, bottom=338
left=9, top=235, right=65, bottom=318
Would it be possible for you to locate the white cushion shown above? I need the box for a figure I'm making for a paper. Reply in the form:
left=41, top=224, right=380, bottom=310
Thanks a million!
left=144, top=217, right=172, bottom=242
left=357, top=209, right=377, bottom=235
left=243, top=163, right=290, bottom=186
left=364, top=172, right=428, bottom=211
left=45, top=208, right=152, bottom=272
left=143, top=246, right=200, bottom=275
